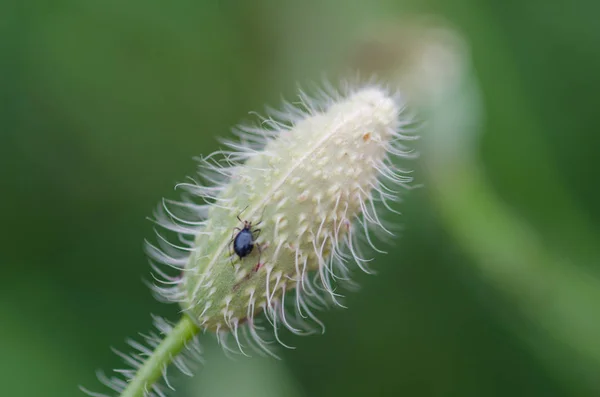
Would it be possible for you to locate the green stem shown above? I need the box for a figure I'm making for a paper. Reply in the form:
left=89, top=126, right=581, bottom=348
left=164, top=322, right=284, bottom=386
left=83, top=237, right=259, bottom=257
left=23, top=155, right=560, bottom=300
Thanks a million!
left=120, top=315, right=200, bottom=397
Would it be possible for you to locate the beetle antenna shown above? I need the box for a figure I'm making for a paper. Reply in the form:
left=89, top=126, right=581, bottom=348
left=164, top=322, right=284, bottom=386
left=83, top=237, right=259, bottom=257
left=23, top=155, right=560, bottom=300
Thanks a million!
left=237, top=205, right=249, bottom=223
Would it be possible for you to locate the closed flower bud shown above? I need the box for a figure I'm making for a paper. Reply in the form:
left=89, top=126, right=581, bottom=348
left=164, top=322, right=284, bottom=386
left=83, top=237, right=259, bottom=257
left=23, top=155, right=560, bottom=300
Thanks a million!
left=147, top=82, right=416, bottom=356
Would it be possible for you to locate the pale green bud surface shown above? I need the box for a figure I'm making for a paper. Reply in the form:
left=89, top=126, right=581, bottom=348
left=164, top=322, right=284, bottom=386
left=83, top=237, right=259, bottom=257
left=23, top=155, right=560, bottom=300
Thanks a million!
left=150, top=84, right=416, bottom=353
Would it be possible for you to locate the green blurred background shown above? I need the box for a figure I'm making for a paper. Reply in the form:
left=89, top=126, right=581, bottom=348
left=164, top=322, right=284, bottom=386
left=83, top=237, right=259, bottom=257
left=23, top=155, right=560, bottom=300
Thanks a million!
left=2, top=0, right=600, bottom=396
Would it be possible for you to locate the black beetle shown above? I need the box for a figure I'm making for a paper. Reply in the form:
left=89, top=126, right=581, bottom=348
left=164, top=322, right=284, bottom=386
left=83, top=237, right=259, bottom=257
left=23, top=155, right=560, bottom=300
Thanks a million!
left=230, top=210, right=262, bottom=265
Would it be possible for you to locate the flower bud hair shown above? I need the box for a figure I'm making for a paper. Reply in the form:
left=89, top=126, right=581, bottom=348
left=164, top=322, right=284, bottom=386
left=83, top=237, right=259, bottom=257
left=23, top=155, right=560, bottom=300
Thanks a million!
left=84, top=78, right=417, bottom=397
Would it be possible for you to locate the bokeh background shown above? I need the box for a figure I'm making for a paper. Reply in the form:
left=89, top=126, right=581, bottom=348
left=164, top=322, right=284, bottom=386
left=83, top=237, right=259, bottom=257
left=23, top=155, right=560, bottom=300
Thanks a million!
left=2, top=0, right=600, bottom=396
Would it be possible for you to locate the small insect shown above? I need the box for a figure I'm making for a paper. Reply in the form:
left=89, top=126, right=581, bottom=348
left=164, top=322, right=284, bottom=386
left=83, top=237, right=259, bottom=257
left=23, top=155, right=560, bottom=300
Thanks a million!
left=230, top=208, right=262, bottom=266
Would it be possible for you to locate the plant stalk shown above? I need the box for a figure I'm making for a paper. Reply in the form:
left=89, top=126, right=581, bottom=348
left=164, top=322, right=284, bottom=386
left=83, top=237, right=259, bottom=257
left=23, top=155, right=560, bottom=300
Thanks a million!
left=120, top=315, right=199, bottom=397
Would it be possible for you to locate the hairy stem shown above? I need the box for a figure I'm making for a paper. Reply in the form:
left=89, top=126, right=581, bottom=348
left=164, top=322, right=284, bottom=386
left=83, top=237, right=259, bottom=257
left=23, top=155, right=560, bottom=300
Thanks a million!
left=120, top=315, right=199, bottom=397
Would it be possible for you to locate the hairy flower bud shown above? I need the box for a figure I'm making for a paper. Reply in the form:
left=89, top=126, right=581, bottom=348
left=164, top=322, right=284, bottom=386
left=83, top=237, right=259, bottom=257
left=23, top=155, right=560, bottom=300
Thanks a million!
left=146, top=82, right=415, bottom=356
